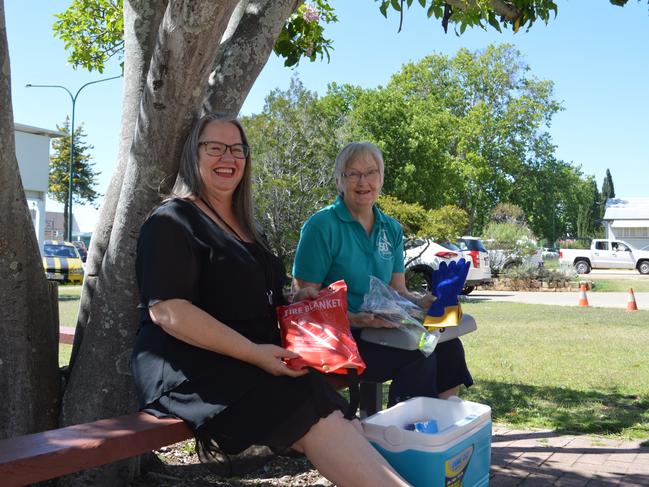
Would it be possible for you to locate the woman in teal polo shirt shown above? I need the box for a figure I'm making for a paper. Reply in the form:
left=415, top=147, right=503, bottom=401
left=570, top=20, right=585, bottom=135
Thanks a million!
left=293, top=141, right=473, bottom=404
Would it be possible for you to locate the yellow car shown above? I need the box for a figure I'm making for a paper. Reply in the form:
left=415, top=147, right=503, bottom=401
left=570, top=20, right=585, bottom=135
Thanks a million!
left=42, top=240, right=85, bottom=284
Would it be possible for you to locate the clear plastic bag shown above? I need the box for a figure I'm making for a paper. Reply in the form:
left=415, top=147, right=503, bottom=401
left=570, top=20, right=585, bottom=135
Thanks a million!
left=358, top=276, right=439, bottom=356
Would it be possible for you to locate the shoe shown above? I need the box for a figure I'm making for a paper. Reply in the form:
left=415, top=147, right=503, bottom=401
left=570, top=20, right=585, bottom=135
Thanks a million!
left=197, top=438, right=275, bottom=477
left=269, top=446, right=305, bottom=458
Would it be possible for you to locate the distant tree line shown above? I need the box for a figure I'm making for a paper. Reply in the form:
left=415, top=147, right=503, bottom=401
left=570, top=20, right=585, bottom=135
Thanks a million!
left=245, top=44, right=614, bottom=261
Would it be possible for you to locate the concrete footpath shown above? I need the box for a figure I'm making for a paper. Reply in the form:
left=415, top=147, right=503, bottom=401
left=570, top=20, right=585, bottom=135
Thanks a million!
left=491, top=425, right=649, bottom=486
left=467, top=290, right=649, bottom=310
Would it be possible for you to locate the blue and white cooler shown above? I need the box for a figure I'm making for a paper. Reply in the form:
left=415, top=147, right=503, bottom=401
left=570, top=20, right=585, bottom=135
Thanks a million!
left=362, top=397, right=492, bottom=487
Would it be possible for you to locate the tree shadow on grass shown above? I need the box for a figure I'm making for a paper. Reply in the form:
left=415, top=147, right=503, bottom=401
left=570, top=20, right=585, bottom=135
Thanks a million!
left=464, top=380, right=649, bottom=437
left=58, top=295, right=80, bottom=302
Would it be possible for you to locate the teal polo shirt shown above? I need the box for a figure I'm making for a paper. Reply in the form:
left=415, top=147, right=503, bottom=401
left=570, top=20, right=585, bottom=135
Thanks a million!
left=292, top=196, right=405, bottom=313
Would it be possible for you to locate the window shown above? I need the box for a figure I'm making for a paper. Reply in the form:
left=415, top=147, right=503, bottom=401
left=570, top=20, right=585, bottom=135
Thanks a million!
left=595, top=241, right=609, bottom=250
left=44, top=244, right=79, bottom=259
left=617, top=227, right=649, bottom=238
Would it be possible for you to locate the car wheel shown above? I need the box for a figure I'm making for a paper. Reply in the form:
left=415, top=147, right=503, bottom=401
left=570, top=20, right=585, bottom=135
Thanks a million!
left=405, top=266, right=433, bottom=293
left=574, top=259, right=591, bottom=274
left=638, top=260, right=649, bottom=275
left=461, top=285, right=475, bottom=295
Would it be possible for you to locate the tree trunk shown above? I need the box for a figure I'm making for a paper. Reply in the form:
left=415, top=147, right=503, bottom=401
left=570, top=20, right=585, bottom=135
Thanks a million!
left=0, top=0, right=59, bottom=439
left=71, top=0, right=168, bottom=370
left=59, top=2, right=239, bottom=485
left=203, top=0, right=301, bottom=114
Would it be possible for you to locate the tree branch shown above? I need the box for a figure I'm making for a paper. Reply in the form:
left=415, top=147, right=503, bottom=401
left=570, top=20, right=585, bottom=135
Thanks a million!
left=203, top=0, right=302, bottom=114
left=444, top=0, right=520, bottom=22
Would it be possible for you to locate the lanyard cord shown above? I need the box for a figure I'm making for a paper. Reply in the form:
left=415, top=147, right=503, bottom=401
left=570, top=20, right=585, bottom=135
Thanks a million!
left=199, top=196, right=246, bottom=242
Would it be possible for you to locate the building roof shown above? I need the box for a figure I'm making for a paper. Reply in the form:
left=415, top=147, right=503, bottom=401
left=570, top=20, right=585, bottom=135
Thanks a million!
left=603, top=197, right=649, bottom=220
left=14, top=123, right=66, bottom=138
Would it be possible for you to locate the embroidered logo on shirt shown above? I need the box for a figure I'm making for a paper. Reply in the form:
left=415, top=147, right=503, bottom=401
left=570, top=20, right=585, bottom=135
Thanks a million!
left=377, top=229, right=393, bottom=260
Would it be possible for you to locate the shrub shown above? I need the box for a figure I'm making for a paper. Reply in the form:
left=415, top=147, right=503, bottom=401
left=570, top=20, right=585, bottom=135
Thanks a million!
left=559, top=238, right=591, bottom=249
left=500, top=262, right=576, bottom=289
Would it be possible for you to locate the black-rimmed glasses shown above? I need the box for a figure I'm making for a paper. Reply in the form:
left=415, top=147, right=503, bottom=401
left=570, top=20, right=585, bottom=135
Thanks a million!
left=199, top=141, right=250, bottom=159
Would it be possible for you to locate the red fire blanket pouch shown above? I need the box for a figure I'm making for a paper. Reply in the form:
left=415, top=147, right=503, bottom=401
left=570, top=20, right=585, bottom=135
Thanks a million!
left=277, top=280, right=366, bottom=375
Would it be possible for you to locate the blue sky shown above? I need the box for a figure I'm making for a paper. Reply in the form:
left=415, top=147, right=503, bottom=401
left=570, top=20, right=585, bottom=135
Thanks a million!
left=6, top=1, right=649, bottom=232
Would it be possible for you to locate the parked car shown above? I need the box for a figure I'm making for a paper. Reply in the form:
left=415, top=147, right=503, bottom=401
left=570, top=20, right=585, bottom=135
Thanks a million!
left=42, top=240, right=85, bottom=284
left=559, top=238, right=649, bottom=274
left=72, top=240, right=88, bottom=262
left=404, top=239, right=476, bottom=294
left=456, top=236, right=492, bottom=294
left=542, top=246, right=560, bottom=259
left=489, top=248, right=544, bottom=275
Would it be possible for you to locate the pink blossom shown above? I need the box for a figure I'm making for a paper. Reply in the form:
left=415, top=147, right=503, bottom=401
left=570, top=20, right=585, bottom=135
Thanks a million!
left=302, top=4, right=320, bottom=23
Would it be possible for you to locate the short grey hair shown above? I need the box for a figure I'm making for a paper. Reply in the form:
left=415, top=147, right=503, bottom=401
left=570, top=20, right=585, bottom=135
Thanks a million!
left=334, top=142, right=385, bottom=195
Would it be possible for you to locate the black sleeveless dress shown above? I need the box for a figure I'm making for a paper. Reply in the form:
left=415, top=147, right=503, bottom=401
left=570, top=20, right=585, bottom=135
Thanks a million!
left=131, top=198, right=347, bottom=453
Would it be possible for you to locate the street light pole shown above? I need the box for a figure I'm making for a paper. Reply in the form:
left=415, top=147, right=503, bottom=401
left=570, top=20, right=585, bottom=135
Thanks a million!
left=26, top=74, right=121, bottom=241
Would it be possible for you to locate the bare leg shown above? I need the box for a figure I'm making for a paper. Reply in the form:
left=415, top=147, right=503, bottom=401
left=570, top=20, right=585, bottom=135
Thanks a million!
left=292, top=410, right=410, bottom=487
left=438, top=385, right=460, bottom=399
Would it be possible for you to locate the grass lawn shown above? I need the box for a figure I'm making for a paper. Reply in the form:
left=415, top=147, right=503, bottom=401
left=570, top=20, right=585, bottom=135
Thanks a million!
left=57, top=285, right=80, bottom=367
left=60, top=344, right=72, bottom=367
left=460, top=301, right=649, bottom=440
left=58, top=284, right=82, bottom=328
left=55, top=288, right=649, bottom=440
left=591, top=279, right=649, bottom=292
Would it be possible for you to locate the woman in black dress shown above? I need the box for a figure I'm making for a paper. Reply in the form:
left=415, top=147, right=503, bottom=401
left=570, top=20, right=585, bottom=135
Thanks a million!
left=132, top=113, right=409, bottom=486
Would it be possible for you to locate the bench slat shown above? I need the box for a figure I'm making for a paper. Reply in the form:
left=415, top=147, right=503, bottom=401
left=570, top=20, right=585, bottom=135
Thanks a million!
left=59, top=326, right=75, bottom=345
left=0, top=412, right=192, bottom=485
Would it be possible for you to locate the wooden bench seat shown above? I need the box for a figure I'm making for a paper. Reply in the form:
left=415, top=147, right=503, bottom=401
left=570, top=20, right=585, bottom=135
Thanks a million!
left=0, top=412, right=191, bottom=486
left=59, top=325, right=75, bottom=345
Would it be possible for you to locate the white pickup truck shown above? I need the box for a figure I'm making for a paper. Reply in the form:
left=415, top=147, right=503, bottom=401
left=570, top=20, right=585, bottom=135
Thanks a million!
left=559, top=239, right=649, bottom=274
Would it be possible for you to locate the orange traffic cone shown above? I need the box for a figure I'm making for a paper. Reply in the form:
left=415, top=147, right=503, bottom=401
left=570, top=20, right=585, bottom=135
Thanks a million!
left=627, top=288, right=638, bottom=312
left=578, top=284, right=589, bottom=307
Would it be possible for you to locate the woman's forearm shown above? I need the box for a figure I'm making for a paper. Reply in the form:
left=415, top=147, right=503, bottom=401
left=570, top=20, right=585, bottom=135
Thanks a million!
left=148, top=299, right=256, bottom=363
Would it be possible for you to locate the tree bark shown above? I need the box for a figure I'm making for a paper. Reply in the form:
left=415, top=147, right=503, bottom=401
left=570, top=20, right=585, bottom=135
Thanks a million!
left=59, top=2, right=239, bottom=484
left=203, top=0, right=301, bottom=114
left=0, top=0, right=59, bottom=439
left=71, top=0, right=168, bottom=369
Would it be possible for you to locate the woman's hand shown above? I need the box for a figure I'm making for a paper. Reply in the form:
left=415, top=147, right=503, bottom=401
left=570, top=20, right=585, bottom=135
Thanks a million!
left=291, top=286, right=319, bottom=303
left=419, top=294, right=437, bottom=309
left=348, top=312, right=400, bottom=329
left=245, top=343, right=308, bottom=377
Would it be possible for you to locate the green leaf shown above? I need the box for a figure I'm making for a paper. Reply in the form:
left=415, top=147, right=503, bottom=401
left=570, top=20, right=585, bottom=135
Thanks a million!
left=391, top=0, right=401, bottom=12
left=380, top=1, right=389, bottom=17
left=488, top=14, right=502, bottom=32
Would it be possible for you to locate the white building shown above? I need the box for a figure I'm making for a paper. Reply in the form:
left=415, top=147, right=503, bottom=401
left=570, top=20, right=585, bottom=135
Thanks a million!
left=14, top=123, right=66, bottom=252
left=602, top=197, right=649, bottom=249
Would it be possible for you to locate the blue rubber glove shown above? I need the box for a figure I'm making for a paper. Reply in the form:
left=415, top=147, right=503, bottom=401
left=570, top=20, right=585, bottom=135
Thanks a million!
left=424, top=258, right=470, bottom=328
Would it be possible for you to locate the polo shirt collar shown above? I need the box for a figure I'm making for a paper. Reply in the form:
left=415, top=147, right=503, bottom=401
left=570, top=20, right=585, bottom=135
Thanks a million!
left=332, top=195, right=387, bottom=226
